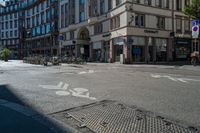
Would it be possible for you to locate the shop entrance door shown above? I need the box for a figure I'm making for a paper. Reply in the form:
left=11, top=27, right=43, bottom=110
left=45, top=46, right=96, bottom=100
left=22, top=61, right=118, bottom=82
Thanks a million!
left=115, top=45, right=123, bottom=62
left=192, top=40, right=199, bottom=52
left=103, top=41, right=110, bottom=62
left=132, top=45, right=145, bottom=62
left=148, top=46, right=153, bottom=62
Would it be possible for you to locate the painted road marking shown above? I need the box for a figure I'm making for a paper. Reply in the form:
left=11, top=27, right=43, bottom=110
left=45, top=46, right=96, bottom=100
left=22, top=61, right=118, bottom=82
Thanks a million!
left=78, top=70, right=95, bottom=74
left=151, top=74, right=200, bottom=83
left=39, top=82, right=69, bottom=90
left=39, top=82, right=96, bottom=100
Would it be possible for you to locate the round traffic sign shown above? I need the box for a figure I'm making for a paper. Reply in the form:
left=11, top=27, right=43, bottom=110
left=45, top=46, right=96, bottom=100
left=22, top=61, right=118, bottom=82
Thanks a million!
left=193, top=26, right=199, bottom=32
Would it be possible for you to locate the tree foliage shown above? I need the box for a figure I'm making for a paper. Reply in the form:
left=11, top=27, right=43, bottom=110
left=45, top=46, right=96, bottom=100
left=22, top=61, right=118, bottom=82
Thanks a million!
left=184, top=0, right=200, bottom=20
left=0, top=48, right=11, bottom=62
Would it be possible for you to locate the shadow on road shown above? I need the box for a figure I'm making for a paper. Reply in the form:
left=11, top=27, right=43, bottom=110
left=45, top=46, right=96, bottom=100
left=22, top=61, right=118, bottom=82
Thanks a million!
left=0, top=85, right=69, bottom=133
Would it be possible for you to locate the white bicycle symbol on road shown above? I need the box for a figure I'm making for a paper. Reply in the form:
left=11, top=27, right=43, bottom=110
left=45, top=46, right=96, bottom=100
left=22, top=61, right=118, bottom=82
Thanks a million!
left=39, top=82, right=96, bottom=100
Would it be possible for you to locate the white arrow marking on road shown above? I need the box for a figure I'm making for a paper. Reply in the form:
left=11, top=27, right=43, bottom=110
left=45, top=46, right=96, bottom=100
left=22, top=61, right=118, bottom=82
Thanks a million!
left=39, top=82, right=69, bottom=90
left=151, top=74, right=200, bottom=83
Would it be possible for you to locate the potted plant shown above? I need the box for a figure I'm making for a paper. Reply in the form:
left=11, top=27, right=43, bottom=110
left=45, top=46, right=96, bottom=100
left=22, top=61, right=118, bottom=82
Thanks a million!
left=0, top=48, right=11, bottom=62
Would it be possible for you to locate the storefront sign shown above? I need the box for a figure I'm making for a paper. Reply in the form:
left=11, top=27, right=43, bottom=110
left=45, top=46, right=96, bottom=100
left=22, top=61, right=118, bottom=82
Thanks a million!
left=113, top=37, right=125, bottom=45
left=144, top=30, right=159, bottom=34
left=102, top=33, right=111, bottom=37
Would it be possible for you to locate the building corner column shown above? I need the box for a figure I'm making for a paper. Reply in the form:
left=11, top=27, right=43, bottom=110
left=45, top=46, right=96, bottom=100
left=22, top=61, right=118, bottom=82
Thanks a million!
left=109, top=39, right=114, bottom=63
left=123, top=37, right=131, bottom=64
left=89, top=42, right=93, bottom=61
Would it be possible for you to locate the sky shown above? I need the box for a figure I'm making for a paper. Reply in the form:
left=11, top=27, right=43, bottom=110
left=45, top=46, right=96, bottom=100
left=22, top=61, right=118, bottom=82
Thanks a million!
left=0, top=0, right=5, bottom=5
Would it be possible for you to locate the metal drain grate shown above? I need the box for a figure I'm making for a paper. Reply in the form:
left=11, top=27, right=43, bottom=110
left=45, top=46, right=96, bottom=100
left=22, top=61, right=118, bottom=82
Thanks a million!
left=51, top=100, right=199, bottom=133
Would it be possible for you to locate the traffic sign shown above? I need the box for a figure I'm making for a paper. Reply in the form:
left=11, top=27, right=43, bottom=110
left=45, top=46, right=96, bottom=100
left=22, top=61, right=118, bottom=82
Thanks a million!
left=192, top=20, right=199, bottom=39
left=192, top=20, right=199, bottom=26
left=59, top=34, right=65, bottom=41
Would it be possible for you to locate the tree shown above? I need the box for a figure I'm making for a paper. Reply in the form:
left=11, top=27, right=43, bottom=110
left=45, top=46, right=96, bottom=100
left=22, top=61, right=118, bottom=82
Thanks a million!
left=184, top=0, right=200, bottom=20
left=0, top=48, right=11, bottom=62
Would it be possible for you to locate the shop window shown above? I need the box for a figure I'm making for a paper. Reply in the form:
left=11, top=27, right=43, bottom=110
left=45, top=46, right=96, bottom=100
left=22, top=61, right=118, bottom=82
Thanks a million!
left=156, top=38, right=167, bottom=61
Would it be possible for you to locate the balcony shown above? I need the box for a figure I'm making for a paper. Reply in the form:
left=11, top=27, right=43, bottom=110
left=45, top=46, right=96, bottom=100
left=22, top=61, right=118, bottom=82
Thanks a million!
left=68, top=24, right=76, bottom=30
left=88, top=16, right=98, bottom=25
left=88, top=14, right=107, bottom=25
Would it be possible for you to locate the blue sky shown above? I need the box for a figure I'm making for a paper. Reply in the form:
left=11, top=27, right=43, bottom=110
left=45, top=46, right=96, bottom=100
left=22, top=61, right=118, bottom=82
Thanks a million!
left=0, top=0, right=5, bottom=5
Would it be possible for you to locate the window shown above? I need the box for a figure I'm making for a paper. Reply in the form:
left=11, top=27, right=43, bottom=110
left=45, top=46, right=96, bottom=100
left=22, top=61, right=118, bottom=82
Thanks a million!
left=185, top=0, right=190, bottom=6
left=10, top=31, right=13, bottom=37
left=100, top=0, right=105, bottom=14
left=14, top=20, right=17, bottom=28
left=110, top=16, right=120, bottom=30
left=14, top=30, right=17, bottom=37
left=61, top=5, right=65, bottom=28
left=155, top=0, right=162, bottom=7
left=108, top=0, right=112, bottom=10
left=79, top=12, right=86, bottom=22
left=89, top=0, right=98, bottom=17
left=176, top=16, right=182, bottom=32
left=157, top=16, right=165, bottom=29
left=10, top=14, right=12, bottom=19
left=176, top=0, right=182, bottom=11
left=6, top=22, right=8, bottom=29
left=10, top=21, right=12, bottom=28
left=184, top=18, right=190, bottom=33
left=1, top=23, right=4, bottom=30
left=41, top=12, right=44, bottom=24
left=116, top=0, right=122, bottom=6
left=79, top=0, right=86, bottom=22
left=14, top=12, right=17, bottom=18
left=144, top=0, right=151, bottom=6
left=164, top=0, right=170, bottom=8
left=94, top=23, right=103, bottom=34
left=135, top=14, right=145, bottom=27
left=70, top=31, right=74, bottom=40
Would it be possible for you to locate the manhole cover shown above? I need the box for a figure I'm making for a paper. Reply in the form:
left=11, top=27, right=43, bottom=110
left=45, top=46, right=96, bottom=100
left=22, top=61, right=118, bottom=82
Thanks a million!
left=50, top=100, right=199, bottom=133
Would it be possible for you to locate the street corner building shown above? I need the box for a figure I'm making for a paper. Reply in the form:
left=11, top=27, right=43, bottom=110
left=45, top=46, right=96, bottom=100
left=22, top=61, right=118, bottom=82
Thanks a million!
left=0, top=0, right=199, bottom=63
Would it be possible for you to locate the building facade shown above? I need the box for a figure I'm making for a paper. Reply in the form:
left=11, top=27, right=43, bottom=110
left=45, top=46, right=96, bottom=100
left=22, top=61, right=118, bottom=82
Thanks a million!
left=20, top=0, right=59, bottom=57
left=0, top=0, right=198, bottom=62
left=59, top=0, right=198, bottom=63
left=0, top=0, right=20, bottom=59
left=0, top=0, right=59, bottom=59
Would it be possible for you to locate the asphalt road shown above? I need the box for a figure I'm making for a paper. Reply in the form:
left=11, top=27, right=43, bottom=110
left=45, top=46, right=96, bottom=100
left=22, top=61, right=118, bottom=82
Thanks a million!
left=0, top=60, right=200, bottom=129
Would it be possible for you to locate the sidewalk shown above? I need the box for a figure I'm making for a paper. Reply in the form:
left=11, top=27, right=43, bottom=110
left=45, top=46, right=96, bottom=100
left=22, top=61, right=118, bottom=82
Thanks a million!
left=0, top=99, right=72, bottom=133
left=0, top=105, right=55, bottom=133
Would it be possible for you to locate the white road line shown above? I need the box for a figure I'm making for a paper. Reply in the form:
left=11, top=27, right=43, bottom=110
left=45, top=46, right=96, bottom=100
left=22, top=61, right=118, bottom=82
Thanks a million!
left=151, top=74, right=200, bottom=83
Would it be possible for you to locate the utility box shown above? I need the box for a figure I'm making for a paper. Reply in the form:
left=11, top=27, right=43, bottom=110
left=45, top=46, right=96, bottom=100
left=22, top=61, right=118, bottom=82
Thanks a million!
left=120, top=54, right=125, bottom=64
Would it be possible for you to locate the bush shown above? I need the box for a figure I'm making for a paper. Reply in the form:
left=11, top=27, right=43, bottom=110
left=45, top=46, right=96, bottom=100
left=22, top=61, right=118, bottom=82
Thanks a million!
left=0, top=48, right=11, bottom=62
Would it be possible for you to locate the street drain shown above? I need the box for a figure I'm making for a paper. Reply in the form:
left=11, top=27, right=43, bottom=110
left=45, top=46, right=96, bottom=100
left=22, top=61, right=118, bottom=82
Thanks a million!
left=50, top=100, right=199, bottom=133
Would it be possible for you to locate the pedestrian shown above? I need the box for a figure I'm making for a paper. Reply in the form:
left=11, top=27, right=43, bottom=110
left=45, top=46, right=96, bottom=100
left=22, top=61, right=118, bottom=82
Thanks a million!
left=147, top=53, right=150, bottom=64
left=191, top=51, right=199, bottom=66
